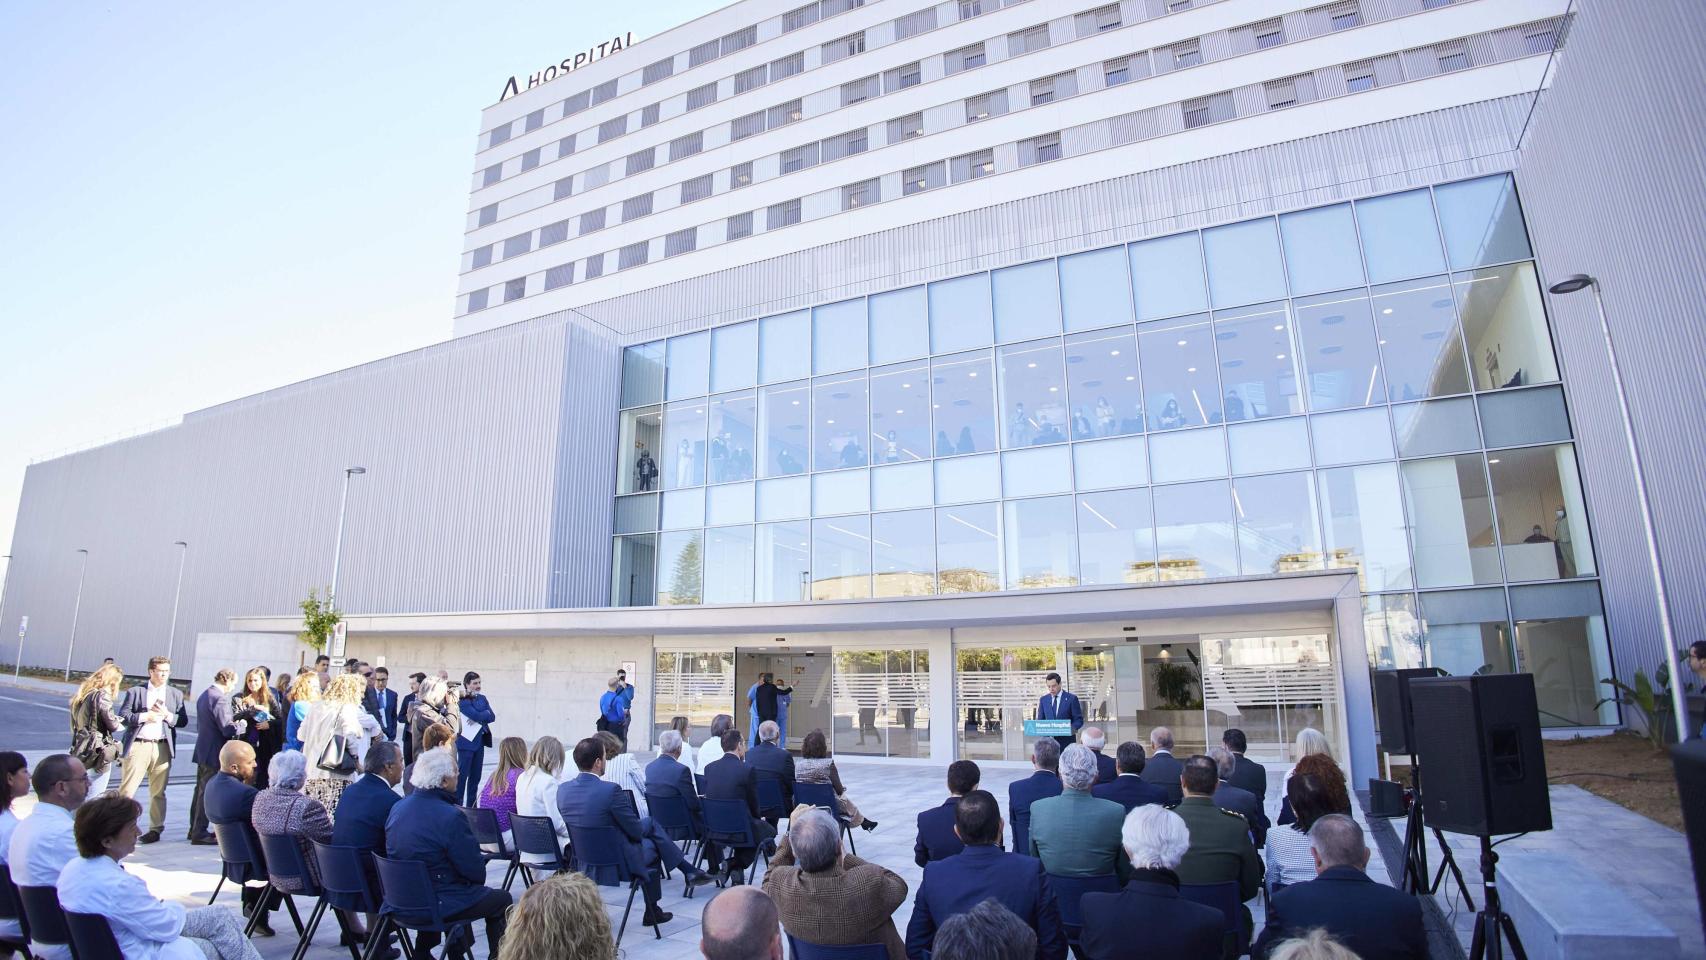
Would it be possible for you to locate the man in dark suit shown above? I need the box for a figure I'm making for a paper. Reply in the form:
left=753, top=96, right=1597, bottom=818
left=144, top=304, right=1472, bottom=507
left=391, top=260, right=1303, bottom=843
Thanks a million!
left=117, top=655, right=189, bottom=844
left=1035, top=673, right=1083, bottom=751
left=399, top=673, right=425, bottom=764
left=188, top=668, right=241, bottom=844
left=643, top=729, right=721, bottom=872
left=1222, top=729, right=1267, bottom=802
left=915, top=760, right=979, bottom=867
left=904, top=790, right=1065, bottom=960
left=387, top=747, right=511, bottom=956
left=1081, top=726, right=1117, bottom=784
left=1007, top=739, right=1062, bottom=858
left=1175, top=756, right=1263, bottom=938
left=1079, top=804, right=1224, bottom=960
left=745, top=720, right=795, bottom=821
left=333, top=740, right=403, bottom=855
left=703, top=730, right=778, bottom=882
left=1253, top=814, right=1426, bottom=960
left=202, top=741, right=278, bottom=936
left=363, top=667, right=400, bottom=742
left=456, top=671, right=497, bottom=806
left=1139, top=726, right=1184, bottom=805
left=559, top=737, right=715, bottom=925
left=1210, top=746, right=1268, bottom=845
left=1093, top=741, right=1168, bottom=813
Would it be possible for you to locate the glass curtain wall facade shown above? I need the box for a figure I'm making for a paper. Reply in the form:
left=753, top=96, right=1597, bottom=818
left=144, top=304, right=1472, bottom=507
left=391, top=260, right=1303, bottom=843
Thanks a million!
left=615, top=174, right=1615, bottom=727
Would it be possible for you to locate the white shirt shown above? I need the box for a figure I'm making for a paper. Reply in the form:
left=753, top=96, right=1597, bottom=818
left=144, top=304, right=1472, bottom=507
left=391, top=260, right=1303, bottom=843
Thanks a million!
left=9, top=803, right=76, bottom=960
left=601, top=753, right=649, bottom=818
left=514, top=767, right=567, bottom=864
left=694, top=738, right=724, bottom=777
left=0, top=809, right=21, bottom=939
left=1264, top=822, right=1322, bottom=890
left=137, top=681, right=172, bottom=741
left=57, top=855, right=202, bottom=960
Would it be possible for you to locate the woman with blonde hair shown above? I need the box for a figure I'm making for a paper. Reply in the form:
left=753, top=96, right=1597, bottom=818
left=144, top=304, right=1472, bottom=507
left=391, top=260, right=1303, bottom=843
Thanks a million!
left=299, top=672, right=381, bottom=817
left=478, top=736, right=529, bottom=844
left=515, top=736, right=569, bottom=863
left=284, top=671, right=321, bottom=751
left=1266, top=928, right=1360, bottom=960
left=1278, top=728, right=1348, bottom=826
left=233, top=666, right=284, bottom=789
left=494, top=871, right=614, bottom=960
left=70, top=663, right=125, bottom=791
left=408, top=676, right=460, bottom=759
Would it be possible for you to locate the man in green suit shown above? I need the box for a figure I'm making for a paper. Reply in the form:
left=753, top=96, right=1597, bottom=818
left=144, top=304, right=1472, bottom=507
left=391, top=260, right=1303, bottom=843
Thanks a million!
left=1174, top=754, right=1263, bottom=944
left=1028, top=744, right=1131, bottom=882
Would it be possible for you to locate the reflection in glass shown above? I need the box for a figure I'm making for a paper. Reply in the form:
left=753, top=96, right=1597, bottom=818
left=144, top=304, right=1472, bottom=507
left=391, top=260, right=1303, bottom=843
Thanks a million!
left=1279, top=203, right=1365, bottom=295
left=997, top=340, right=1069, bottom=447
left=1318, top=463, right=1412, bottom=590
left=1293, top=289, right=1385, bottom=410
left=666, top=331, right=710, bottom=400
left=1511, top=581, right=1615, bottom=725
left=929, top=273, right=994, bottom=354
left=652, top=650, right=734, bottom=743
left=992, top=260, right=1062, bottom=343
left=621, top=341, right=665, bottom=407
left=710, top=321, right=758, bottom=393
left=1477, top=385, right=1571, bottom=449
left=704, top=526, right=756, bottom=603
left=813, top=298, right=869, bottom=374
left=931, top=350, right=997, bottom=455
left=813, top=372, right=869, bottom=470
left=834, top=650, right=888, bottom=757
left=657, top=529, right=704, bottom=604
left=1371, top=277, right=1470, bottom=400
left=1138, top=314, right=1219, bottom=429
left=868, top=362, right=931, bottom=463
left=1453, top=262, right=1558, bottom=390
left=661, top=400, right=708, bottom=488
left=884, top=649, right=931, bottom=758
left=1212, top=302, right=1301, bottom=420
left=1419, top=588, right=1512, bottom=677
left=1130, top=232, right=1208, bottom=321
left=870, top=285, right=928, bottom=365
left=1393, top=396, right=1479, bottom=458
left=1234, top=472, right=1322, bottom=574
left=873, top=509, right=935, bottom=596
left=1004, top=495, right=1078, bottom=589
left=759, top=309, right=810, bottom=384
left=1433, top=174, right=1532, bottom=270
left=1354, top=189, right=1446, bottom=284
left=1310, top=407, right=1395, bottom=465
left=1363, top=593, right=1423, bottom=670
left=614, top=493, right=658, bottom=534
left=1077, top=488, right=1156, bottom=584
left=707, top=392, right=756, bottom=483
left=1153, top=480, right=1236, bottom=580
left=1060, top=246, right=1133, bottom=332
left=957, top=644, right=1059, bottom=761
left=937, top=502, right=1000, bottom=593
left=812, top=516, right=872, bottom=599
left=1488, top=444, right=1594, bottom=581
left=611, top=534, right=656, bottom=606
left=617, top=407, right=663, bottom=494
left=1064, top=328, right=1142, bottom=438
left=757, top=381, right=809, bottom=477
left=1202, top=217, right=1287, bottom=308
left=755, top=520, right=811, bottom=601
left=1401, top=454, right=1499, bottom=588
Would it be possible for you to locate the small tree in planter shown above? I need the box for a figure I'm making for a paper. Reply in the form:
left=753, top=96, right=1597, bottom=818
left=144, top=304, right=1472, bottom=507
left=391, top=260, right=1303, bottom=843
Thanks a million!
left=1596, top=663, right=1675, bottom=751
left=299, top=587, right=340, bottom=656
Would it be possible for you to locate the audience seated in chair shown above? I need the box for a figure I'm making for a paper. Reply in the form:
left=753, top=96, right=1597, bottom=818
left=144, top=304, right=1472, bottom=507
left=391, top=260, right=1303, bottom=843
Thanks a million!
left=1027, top=744, right=1130, bottom=882
left=1264, top=928, right=1361, bottom=960
left=795, top=730, right=877, bottom=831
left=745, top=721, right=796, bottom=818
left=904, top=789, right=1064, bottom=960
left=1080, top=727, right=1117, bottom=784
left=645, top=729, right=722, bottom=873
left=332, top=740, right=404, bottom=937
left=703, top=729, right=779, bottom=883
left=9, top=753, right=86, bottom=960
left=1252, top=814, right=1426, bottom=960
left=491, top=870, right=615, bottom=960
left=1221, top=729, right=1266, bottom=803
left=1173, top=755, right=1263, bottom=937
left=1007, top=740, right=1061, bottom=857
left=914, top=760, right=979, bottom=867
left=202, top=741, right=281, bottom=936
left=700, top=885, right=782, bottom=960
left=515, top=736, right=571, bottom=865
left=1262, top=774, right=1336, bottom=894
left=0, top=751, right=26, bottom=945
left=1140, top=727, right=1184, bottom=805
left=1208, top=746, right=1268, bottom=845
left=1078, top=805, right=1223, bottom=960
left=762, top=807, right=908, bottom=959
left=930, top=900, right=1036, bottom=960
left=1092, top=742, right=1167, bottom=813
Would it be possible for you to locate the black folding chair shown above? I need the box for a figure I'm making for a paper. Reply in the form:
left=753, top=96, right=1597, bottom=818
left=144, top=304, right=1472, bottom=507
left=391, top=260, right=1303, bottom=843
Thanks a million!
left=0, top=865, right=31, bottom=956
left=508, top=814, right=567, bottom=888
left=794, top=782, right=857, bottom=855
left=62, top=910, right=123, bottom=960
left=460, top=806, right=521, bottom=891
left=565, top=823, right=662, bottom=946
left=259, top=832, right=360, bottom=960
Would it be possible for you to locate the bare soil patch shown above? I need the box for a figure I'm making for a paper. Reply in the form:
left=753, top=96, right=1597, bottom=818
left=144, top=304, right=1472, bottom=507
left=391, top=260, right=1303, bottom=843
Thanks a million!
left=1543, top=731, right=1682, bottom=831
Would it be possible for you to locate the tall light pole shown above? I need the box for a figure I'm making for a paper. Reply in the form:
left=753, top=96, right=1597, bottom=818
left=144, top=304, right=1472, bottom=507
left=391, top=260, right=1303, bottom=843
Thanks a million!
left=1548, top=273, right=1690, bottom=741
left=165, top=540, right=189, bottom=663
left=64, top=548, right=89, bottom=680
left=328, top=467, right=367, bottom=613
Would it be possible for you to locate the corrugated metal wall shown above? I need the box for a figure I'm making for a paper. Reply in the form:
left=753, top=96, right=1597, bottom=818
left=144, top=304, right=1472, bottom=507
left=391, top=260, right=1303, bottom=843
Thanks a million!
left=1512, top=0, right=1706, bottom=679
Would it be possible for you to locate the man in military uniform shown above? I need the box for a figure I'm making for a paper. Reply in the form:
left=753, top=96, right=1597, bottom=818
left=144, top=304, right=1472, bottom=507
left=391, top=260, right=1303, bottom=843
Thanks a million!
left=1173, top=754, right=1263, bottom=946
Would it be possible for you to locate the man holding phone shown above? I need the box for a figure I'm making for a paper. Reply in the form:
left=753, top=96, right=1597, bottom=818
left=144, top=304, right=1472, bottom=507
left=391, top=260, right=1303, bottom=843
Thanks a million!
left=118, top=656, right=189, bottom=844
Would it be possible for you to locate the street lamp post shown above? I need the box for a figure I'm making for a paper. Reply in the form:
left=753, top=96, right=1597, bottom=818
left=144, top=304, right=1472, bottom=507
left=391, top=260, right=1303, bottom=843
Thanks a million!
left=165, top=540, right=189, bottom=663
left=1548, top=273, right=1691, bottom=741
left=328, top=467, right=367, bottom=613
left=64, top=548, right=89, bottom=681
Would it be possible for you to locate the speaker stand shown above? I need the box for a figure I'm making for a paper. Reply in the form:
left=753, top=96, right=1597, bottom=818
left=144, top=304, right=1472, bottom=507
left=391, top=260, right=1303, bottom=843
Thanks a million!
left=1469, top=837, right=1527, bottom=960
left=1401, top=758, right=1474, bottom=908
left=1428, top=826, right=1475, bottom=910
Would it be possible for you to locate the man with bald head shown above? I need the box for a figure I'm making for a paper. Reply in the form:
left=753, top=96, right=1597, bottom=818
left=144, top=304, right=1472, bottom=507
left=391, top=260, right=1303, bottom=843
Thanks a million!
left=203, top=740, right=278, bottom=934
left=701, top=885, right=782, bottom=960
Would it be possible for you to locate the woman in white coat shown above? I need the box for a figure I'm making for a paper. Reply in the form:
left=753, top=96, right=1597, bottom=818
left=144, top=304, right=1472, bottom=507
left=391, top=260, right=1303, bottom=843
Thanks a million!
left=514, top=736, right=570, bottom=866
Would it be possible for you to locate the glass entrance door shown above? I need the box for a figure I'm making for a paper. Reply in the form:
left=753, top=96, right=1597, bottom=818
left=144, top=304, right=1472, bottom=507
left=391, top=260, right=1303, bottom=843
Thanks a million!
left=1200, top=633, right=1341, bottom=764
left=956, top=644, right=1062, bottom=761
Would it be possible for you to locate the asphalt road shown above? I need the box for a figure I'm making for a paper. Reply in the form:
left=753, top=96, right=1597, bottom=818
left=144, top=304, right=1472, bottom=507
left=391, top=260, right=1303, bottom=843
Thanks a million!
left=0, top=682, right=199, bottom=755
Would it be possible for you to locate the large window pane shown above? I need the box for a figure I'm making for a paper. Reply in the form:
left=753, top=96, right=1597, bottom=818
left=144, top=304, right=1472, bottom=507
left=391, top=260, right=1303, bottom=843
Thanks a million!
left=1234, top=472, right=1322, bottom=574
left=931, top=349, right=996, bottom=455
left=958, top=644, right=1060, bottom=761
left=1212, top=301, right=1302, bottom=420
left=1294, top=289, right=1385, bottom=410
left=929, top=274, right=994, bottom=354
left=873, top=509, right=935, bottom=596
left=1489, top=444, right=1594, bottom=581
left=1073, top=435, right=1147, bottom=490
left=755, top=520, right=811, bottom=601
left=704, top=526, right=756, bottom=603
left=653, top=650, right=734, bottom=745
left=1002, top=446, right=1071, bottom=498
left=1064, top=327, right=1142, bottom=438
left=707, top=391, right=756, bottom=483
left=618, top=407, right=664, bottom=494
left=1453, top=262, right=1559, bottom=390
left=813, top=468, right=869, bottom=515
left=1279, top=203, right=1365, bottom=295
left=1318, top=463, right=1412, bottom=590
left=1130, top=232, right=1208, bottom=321
left=1354, top=189, right=1446, bottom=284
left=710, top=321, right=758, bottom=393
left=1060, top=246, right=1133, bottom=332
left=1077, top=488, right=1156, bottom=584
left=1419, top=588, right=1513, bottom=677
left=998, top=340, right=1068, bottom=446
left=1149, top=426, right=1226, bottom=483
left=1511, top=581, right=1615, bottom=726
left=759, top=310, right=810, bottom=384
left=869, top=362, right=931, bottom=464
left=1138, top=314, right=1220, bottom=429
left=611, top=534, right=656, bottom=606
left=1364, top=593, right=1424, bottom=670
left=992, top=260, right=1062, bottom=343
left=1153, top=480, right=1236, bottom=580
left=706, top=482, right=754, bottom=525
left=870, top=285, right=928, bottom=365
left=1401, top=454, right=1499, bottom=588
left=614, top=493, right=658, bottom=534
left=935, top=454, right=1001, bottom=503
left=1392, top=397, right=1479, bottom=458
left=621, top=341, right=665, bottom=407
left=813, top=373, right=869, bottom=470
left=1310, top=407, right=1395, bottom=466
left=1371, top=277, right=1470, bottom=400
left=666, top=331, right=710, bottom=400
left=1203, top=218, right=1287, bottom=307
left=758, top=380, right=810, bottom=477
left=662, top=399, right=708, bottom=488
left=937, top=502, right=1000, bottom=593
left=885, top=649, right=931, bottom=759
left=813, top=516, right=872, bottom=599
left=657, top=529, right=704, bottom=604
left=1433, top=174, right=1532, bottom=270
left=661, top=489, right=705, bottom=529
left=1004, top=496, right=1078, bottom=589
left=756, top=476, right=810, bottom=520
left=1227, top=417, right=1310, bottom=474
left=813, top=298, right=869, bottom=374
left=1477, top=385, right=1571, bottom=448
left=871, top=461, right=932, bottom=510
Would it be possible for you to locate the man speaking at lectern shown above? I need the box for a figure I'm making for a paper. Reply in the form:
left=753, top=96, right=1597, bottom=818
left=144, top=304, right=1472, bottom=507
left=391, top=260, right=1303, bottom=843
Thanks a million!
left=1036, top=673, right=1083, bottom=751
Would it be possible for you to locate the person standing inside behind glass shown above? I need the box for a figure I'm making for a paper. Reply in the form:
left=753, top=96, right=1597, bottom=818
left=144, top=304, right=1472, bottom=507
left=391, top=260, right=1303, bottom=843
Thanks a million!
left=1095, top=397, right=1116, bottom=437
left=1010, top=402, right=1033, bottom=446
left=755, top=673, right=793, bottom=732
left=1555, top=506, right=1575, bottom=577
left=635, top=445, right=658, bottom=491
left=675, top=439, right=694, bottom=487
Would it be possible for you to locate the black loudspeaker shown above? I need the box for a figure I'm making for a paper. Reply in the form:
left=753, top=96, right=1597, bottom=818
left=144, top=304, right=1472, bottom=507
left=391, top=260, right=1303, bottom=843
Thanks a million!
left=1367, top=778, right=1405, bottom=818
left=1409, top=673, right=1552, bottom=837
left=1373, top=667, right=1444, bottom=755
left=1670, top=740, right=1706, bottom=946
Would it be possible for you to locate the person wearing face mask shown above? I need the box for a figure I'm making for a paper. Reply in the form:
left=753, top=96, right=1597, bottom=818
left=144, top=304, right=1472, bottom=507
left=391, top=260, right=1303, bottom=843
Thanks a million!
left=1554, top=506, right=1575, bottom=577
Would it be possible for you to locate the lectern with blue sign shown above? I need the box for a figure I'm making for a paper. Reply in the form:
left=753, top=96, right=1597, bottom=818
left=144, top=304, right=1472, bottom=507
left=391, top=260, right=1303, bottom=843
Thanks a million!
left=1023, top=719, right=1073, bottom=738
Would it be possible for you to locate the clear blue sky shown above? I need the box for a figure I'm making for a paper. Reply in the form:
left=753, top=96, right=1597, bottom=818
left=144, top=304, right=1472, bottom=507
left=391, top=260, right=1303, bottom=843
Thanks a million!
left=0, top=1, right=723, bottom=561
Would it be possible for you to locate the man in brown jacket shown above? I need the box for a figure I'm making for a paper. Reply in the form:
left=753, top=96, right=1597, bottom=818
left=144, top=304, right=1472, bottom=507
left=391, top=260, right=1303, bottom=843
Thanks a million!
left=762, top=805, right=910, bottom=959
